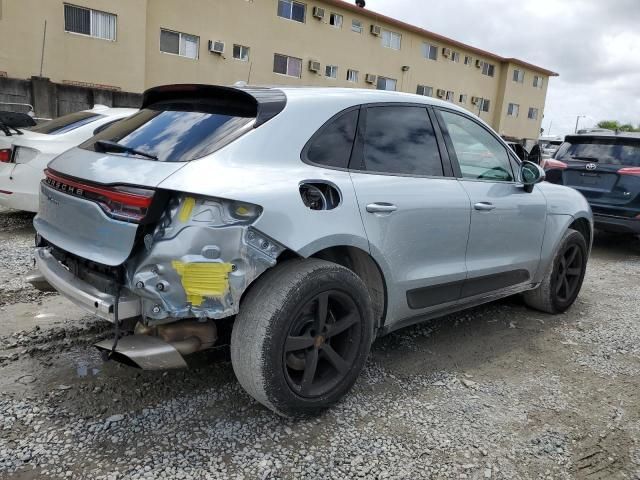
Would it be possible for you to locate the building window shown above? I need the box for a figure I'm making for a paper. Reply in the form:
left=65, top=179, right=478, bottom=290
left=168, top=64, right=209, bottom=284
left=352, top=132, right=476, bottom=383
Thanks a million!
left=351, top=19, right=363, bottom=33
left=507, top=103, right=520, bottom=117
left=513, top=69, right=525, bottom=83
left=64, top=4, right=116, bottom=41
left=422, top=43, right=438, bottom=61
left=416, top=85, right=433, bottom=97
left=482, top=62, right=495, bottom=77
left=446, top=90, right=455, bottom=102
left=459, top=94, right=467, bottom=104
left=376, top=76, right=397, bottom=91
left=329, top=13, right=343, bottom=28
left=464, top=55, right=472, bottom=65
left=451, top=52, right=461, bottom=63
left=273, top=53, right=302, bottom=77
left=347, top=69, right=359, bottom=82
left=528, top=107, right=539, bottom=120
left=277, top=0, right=306, bottom=23
left=233, top=44, right=250, bottom=61
left=160, top=29, right=199, bottom=59
left=481, top=99, right=491, bottom=112
left=325, top=65, right=338, bottom=79
left=382, top=30, right=401, bottom=50
left=533, top=75, right=544, bottom=89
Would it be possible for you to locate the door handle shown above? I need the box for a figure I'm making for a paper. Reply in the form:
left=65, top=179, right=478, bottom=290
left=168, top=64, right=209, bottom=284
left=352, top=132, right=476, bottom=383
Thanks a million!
left=474, top=202, right=496, bottom=212
left=366, top=203, right=398, bottom=214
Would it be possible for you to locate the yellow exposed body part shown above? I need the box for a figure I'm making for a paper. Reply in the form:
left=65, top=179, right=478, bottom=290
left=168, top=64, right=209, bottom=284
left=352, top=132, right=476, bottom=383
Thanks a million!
left=178, top=197, right=196, bottom=223
left=172, top=261, right=233, bottom=306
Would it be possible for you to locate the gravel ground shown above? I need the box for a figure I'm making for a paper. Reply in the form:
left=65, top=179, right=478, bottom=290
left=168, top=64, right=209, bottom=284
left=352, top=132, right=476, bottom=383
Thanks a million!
left=0, top=205, right=639, bottom=480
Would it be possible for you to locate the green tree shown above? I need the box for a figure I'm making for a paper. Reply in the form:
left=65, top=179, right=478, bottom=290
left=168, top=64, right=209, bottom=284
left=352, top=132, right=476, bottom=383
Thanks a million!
left=597, top=120, right=640, bottom=132
left=597, top=120, right=620, bottom=130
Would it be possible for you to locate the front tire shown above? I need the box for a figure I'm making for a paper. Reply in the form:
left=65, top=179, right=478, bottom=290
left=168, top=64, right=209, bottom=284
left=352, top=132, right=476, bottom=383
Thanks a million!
left=231, top=259, right=374, bottom=417
left=523, top=228, right=588, bottom=314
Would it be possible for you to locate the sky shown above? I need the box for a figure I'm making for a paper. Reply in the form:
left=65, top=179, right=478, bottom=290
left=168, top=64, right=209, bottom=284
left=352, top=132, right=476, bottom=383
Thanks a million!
left=369, top=0, right=640, bottom=137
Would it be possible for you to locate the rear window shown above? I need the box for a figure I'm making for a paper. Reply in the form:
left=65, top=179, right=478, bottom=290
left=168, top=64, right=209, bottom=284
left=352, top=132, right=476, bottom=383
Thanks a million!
left=80, top=108, right=255, bottom=162
left=28, top=111, right=104, bottom=135
left=556, top=137, right=640, bottom=167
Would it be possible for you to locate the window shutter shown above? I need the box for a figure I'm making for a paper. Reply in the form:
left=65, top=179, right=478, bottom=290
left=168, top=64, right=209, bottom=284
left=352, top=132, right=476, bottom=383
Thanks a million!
left=64, top=5, right=90, bottom=35
left=91, top=10, right=116, bottom=40
left=180, top=34, right=199, bottom=59
left=160, top=30, right=179, bottom=55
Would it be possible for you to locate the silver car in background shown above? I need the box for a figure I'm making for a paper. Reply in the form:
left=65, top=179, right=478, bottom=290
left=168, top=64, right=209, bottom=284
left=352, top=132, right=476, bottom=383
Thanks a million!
left=31, top=85, right=592, bottom=416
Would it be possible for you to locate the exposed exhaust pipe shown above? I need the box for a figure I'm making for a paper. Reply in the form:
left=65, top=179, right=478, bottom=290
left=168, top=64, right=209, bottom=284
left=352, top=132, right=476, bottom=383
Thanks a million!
left=95, top=319, right=217, bottom=370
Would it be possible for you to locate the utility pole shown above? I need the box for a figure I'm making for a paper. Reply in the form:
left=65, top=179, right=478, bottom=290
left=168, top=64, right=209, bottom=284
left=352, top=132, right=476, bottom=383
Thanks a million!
left=39, top=20, right=47, bottom=77
left=574, top=115, right=585, bottom=134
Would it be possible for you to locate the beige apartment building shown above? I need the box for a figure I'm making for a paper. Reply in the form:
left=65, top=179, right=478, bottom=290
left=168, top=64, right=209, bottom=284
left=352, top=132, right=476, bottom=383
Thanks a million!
left=0, top=0, right=557, bottom=140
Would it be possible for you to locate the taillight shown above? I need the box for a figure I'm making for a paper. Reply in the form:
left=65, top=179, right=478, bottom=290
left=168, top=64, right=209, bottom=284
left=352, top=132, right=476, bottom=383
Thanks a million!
left=44, top=169, right=155, bottom=223
left=0, top=149, right=11, bottom=163
left=618, top=167, right=640, bottom=176
left=542, top=159, right=568, bottom=170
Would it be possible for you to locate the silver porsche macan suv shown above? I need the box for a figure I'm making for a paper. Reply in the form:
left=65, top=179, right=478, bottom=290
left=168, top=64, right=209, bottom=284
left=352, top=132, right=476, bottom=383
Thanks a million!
left=31, top=84, right=593, bottom=416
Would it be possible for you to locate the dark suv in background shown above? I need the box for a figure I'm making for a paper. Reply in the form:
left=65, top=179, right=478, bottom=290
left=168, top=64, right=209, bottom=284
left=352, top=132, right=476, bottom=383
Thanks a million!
left=545, top=133, right=640, bottom=234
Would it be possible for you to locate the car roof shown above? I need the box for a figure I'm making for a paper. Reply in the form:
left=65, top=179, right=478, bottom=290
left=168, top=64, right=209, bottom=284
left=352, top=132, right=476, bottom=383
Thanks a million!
left=276, top=86, right=467, bottom=112
left=567, top=132, right=640, bottom=141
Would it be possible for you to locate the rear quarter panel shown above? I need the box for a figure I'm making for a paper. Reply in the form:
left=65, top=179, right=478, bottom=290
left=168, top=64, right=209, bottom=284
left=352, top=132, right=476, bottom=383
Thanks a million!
left=156, top=95, right=372, bottom=257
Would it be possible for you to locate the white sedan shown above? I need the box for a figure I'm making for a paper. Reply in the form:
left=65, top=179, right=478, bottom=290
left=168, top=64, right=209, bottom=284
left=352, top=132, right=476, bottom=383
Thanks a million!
left=0, top=105, right=137, bottom=212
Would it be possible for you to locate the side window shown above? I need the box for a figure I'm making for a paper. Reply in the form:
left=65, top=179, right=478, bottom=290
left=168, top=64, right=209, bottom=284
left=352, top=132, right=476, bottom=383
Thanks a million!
left=439, top=110, right=514, bottom=182
left=361, top=106, right=443, bottom=176
left=305, top=109, right=359, bottom=169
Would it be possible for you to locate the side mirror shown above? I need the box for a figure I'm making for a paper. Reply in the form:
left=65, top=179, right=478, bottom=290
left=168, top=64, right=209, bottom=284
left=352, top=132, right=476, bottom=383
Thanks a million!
left=520, top=161, right=546, bottom=193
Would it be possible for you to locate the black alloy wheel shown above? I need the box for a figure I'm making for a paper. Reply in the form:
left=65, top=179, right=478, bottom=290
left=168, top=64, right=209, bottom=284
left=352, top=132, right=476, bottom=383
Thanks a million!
left=283, top=290, right=361, bottom=398
left=554, top=243, right=584, bottom=303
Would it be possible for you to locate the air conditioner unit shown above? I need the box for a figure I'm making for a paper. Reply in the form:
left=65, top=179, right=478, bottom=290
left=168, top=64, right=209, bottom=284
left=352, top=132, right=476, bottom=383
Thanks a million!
left=365, top=73, right=377, bottom=84
left=309, top=60, right=321, bottom=73
left=442, top=48, right=451, bottom=58
left=370, top=24, right=381, bottom=36
left=208, top=40, right=225, bottom=54
left=436, top=89, right=446, bottom=98
left=475, top=59, right=484, bottom=68
left=471, top=96, right=480, bottom=105
left=312, top=6, right=325, bottom=19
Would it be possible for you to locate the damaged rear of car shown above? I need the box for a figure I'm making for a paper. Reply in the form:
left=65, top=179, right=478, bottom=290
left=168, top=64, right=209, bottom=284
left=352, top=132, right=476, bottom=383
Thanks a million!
left=33, top=85, right=289, bottom=367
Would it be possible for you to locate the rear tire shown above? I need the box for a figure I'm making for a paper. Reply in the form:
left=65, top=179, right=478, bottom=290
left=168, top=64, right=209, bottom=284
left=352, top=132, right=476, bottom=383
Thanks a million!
left=523, top=228, right=588, bottom=314
left=230, top=259, right=374, bottom=417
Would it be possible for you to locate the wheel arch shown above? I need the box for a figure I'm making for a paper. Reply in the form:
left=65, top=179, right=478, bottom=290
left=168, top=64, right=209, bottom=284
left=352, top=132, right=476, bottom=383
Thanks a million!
left=568, top=216, right=593, bottom=252
left=308, top=245, right=388, bottom=330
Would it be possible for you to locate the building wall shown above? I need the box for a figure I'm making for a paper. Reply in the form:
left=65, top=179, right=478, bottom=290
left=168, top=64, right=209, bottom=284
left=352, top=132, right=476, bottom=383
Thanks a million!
left=0, top=0, right=147, bottom=92
left=0, top=0, right=554, bottom=140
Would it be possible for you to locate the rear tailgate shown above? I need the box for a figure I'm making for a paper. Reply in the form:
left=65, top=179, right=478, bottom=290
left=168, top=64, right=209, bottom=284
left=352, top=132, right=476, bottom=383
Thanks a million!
left=547, top=135, right=640, bottom=218
left=34, top=148, right=185, bottom=266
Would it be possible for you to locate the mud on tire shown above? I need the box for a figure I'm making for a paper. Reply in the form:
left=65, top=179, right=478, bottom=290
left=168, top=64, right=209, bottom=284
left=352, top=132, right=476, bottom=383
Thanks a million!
left=230, top=259, right=374, bottom=417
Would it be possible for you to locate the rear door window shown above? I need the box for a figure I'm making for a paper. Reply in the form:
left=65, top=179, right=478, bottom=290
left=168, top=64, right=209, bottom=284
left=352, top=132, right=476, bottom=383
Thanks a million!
left=28, top=111, right=104, bottom=135
left=359, top=106, right=444, bottom=176
left=80, top=108, right=255, bottom=162
left=555, top=137, right=640, bottom=167
left=304, top=108, right=359, bottom=169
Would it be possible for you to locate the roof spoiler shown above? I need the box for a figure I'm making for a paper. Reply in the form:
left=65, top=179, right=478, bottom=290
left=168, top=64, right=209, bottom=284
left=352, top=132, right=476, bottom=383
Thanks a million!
left=141, top=84, right=286, bottom=127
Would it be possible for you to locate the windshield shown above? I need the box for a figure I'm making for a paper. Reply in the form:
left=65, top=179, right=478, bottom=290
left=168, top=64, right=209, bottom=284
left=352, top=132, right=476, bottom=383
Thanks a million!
left=555, top=138, right=640, bottom=167
left=28, top=111, right=104, bottom=135
left=80, top=108, right=255, bottom=162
